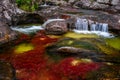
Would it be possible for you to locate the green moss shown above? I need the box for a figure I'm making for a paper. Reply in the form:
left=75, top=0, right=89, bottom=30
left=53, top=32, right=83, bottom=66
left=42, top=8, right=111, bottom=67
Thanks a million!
left=16, top=0, right=38, bottom=12
left=106, top=37, right=120, bottom=50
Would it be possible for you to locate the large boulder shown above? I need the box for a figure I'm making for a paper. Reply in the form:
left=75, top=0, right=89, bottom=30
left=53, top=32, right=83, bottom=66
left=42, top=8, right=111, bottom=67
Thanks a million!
left=0, top=21, right=17, bottom=45
left=0, top=61, right=16, bottom=80
left=0, top=0, right=23, bottom=44
left=43, top=19, right=68, bottom=35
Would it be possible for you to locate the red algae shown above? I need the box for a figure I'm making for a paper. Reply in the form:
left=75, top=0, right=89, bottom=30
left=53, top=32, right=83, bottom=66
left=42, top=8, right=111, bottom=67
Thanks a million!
left=0, top=30, right=101, bottom=80
left=15, top=34, right=30, bottom=44
left=9, top=31, right=59, bottom=80
left=52, top=57, right=100, bottom=79
left=31, top=31, right=58, bottom=46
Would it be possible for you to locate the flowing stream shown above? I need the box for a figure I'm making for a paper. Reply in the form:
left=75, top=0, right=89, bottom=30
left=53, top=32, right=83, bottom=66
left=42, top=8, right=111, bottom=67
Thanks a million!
left=73, top=18, right=114, bottom=38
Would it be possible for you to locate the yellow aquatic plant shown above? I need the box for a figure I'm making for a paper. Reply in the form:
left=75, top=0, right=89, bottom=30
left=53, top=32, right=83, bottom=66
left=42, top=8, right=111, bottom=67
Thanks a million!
left=14, top=43, right=34, bottom=54
left=63, top=32, right=99, bottom=39
left=106, top=37, right=120, bottom=50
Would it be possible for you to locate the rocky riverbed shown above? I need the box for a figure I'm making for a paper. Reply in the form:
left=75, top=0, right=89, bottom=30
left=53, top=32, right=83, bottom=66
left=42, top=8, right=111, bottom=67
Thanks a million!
left=0, top=0, right=120, bottom=80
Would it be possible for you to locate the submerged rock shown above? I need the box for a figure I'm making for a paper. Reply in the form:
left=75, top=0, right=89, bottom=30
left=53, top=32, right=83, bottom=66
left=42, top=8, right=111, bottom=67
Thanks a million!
left=57, top=46, right=105, bottom=61
left=0, top=61, right=16, bottom=80
left=46, top=38, right=107, bottom=62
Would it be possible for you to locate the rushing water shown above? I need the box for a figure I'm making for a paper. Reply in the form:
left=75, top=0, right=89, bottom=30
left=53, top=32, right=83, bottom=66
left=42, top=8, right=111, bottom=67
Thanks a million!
left=11, top=25, right=43, bottom=34
left=74, top=18, right=114, bottom=38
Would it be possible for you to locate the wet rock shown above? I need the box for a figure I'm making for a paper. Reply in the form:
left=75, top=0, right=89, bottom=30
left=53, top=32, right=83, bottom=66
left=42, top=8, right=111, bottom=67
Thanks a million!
left=0, top=61, right=16, bottom=80
left=83, top=13, right=120, bottom=34
left=13, top=13, right=44, bottom=25
left=57, top=46, right=104, bottom=58
left=43, top=19, right=68, bottom=35
left=46, top=38, right=107, bottom=62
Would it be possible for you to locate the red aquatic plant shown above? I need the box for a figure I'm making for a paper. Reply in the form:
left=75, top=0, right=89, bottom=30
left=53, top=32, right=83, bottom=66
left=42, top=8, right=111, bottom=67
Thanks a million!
left=11, top=46, right=46, bottom=72
left=31, top=31, right=58, bottom=46
left=15, top=34, right=30, bottom=44
left=52, top=57, right=100, bottom=79
left=10, top=32, right=59, bottom=80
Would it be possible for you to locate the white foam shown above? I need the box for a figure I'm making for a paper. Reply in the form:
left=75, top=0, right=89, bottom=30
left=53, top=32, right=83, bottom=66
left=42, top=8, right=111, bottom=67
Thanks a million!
left=73, top=30, right=114, bottom=38
left=11, top=26, right=43, bottom=34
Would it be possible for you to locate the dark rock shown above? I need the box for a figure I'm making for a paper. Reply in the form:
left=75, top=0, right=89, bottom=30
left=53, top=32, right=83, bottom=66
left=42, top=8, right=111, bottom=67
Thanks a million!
left=0, top=61, right=16, bottom=80
left=43, top=19, right=68, bottom=35
left=46, top=38, right=107, bottom=62
left=13, top=13, right=44, bottom=25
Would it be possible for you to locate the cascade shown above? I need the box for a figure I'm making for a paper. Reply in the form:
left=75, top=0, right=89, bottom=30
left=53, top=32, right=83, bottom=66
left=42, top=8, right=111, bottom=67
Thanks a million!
left=90, top=23, right=108, bottom=32
left=75, top=18, right=88, bottom=31
left=74, top=18, right=113, bottom=38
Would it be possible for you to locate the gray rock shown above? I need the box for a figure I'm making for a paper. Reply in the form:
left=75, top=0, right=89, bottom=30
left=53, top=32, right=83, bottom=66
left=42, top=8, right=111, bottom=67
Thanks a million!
left=43, top=19, right=68, bottom=35
left=0, top=61, right=16, bottom=80
left=0, top=21, right=17, bottom=45
left=90, top=2, right=109, bottom=9
left=111, top=0, right=119, bottom=5
left=0, top=0, right=22, bottom=44
left=97, top=0, right=110, bottom=4
left=73, top=0, right=119, bottom=13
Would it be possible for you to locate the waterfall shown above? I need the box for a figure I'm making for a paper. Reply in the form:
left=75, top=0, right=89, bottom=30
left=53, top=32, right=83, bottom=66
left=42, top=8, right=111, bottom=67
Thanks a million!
left=75, top=18, right=88, bottom=31
left=90, top=23, right=108, bottom=32
left=73, top=18, right=114, bottom=38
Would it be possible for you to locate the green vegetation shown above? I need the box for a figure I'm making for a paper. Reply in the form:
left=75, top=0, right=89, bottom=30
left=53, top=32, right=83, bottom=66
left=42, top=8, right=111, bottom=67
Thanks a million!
left=16, top=0, right=39, bottom=12
left=106, top=37, right=120, bottom=50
